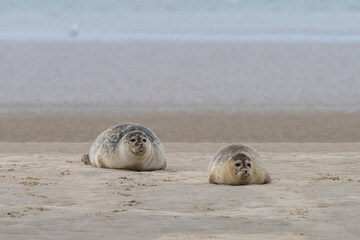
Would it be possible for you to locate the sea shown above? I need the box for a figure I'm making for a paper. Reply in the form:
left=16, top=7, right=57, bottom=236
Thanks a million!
left=1, top=0, right=360, bottom=113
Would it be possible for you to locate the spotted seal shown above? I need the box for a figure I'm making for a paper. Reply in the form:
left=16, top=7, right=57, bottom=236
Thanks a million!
left=81, top=123, right=166, bottom=171
left=208, top=144, right=271, bottom=185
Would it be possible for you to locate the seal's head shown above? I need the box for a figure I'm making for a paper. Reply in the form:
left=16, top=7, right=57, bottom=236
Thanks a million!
left=124, top=131, right=150, bottom=156
left=229, top=153, right=253, bottom=182
left=209, top=144, right=270, bottom=185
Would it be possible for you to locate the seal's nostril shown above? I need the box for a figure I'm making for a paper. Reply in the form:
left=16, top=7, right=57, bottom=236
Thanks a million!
left=244, top=170, right=248, bottom=174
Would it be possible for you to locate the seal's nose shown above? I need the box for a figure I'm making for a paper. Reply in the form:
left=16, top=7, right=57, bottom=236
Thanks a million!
left=244, top=170, right=248, bottom=174
left=139, top=143, right=144, bottom=148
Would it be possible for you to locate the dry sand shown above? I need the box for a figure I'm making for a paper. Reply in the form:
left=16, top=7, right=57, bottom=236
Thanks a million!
left=1, top=142, right=359, bottom=239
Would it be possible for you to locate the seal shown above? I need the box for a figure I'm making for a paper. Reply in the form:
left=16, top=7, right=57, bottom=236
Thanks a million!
left=208, top=144, right=271, bottom=185
left=81, top=123, right=166, bottom=171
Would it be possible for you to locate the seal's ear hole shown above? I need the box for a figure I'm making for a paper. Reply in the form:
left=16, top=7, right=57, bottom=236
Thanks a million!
left=130, top=139, right=136, bottom=142
left=235, top=162, right=241, bottom=167
left=246, top=163, right=252, bottom=168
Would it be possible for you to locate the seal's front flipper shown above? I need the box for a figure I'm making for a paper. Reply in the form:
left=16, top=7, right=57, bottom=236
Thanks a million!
left=263, top=171, right=272, bottom=184
left=81, top=154, right=91, bottom=165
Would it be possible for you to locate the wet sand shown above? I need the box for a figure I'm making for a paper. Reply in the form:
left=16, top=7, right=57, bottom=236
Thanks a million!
left=1, top=112, right=360, bottom=142
left=2, top=41, right=360, bottom=112
left=0, top=142, right=359, bottom=239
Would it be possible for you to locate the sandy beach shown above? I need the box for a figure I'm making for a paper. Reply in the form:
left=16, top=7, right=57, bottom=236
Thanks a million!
left=1, top=40, right=360, bottom=239
left=1, top=106, right=360, bottom=240
left=1, top=142, right=359, bottom=239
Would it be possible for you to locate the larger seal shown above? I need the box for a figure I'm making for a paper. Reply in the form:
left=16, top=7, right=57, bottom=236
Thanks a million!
left=208, top=144, right=271, bottom=185
left=81, top=123, right=166, bottom=171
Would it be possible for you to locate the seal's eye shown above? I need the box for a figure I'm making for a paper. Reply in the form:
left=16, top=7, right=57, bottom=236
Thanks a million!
left=130, top=139, right=136, bottom=142
left=247, top=163, right=252, bottom=168
left=235, top=162, right=241, bottom=167
left=142, top=139, right=147, bottom=142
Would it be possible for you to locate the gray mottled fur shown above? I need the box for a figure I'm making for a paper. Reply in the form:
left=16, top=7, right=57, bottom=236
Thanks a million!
left=91, top=123, right=159, bottom=156
left=208, top=143, right=271, bottom=185
left=84, top=123, right=166, bottom=170
left=213, top=144, right=264, bottom=167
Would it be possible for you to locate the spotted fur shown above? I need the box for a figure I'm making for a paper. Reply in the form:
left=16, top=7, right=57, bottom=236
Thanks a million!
left=82, top=123, right=166, bottom=171
left=208, top=144, right=271, bottom=185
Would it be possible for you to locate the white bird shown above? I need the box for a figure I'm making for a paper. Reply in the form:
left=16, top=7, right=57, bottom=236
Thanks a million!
left=69, top=23, right=79, bottom=38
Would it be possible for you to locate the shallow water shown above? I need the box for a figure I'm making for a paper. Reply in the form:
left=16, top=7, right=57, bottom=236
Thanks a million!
left=1, top=1, right=360, bottom=113
left=1, top=0, right=360, bottom=41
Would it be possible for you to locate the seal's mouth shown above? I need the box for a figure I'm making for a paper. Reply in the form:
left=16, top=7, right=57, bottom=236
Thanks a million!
left=131, top=147, right=146, bottom=155
left=238, top=171, right=250, bottom=178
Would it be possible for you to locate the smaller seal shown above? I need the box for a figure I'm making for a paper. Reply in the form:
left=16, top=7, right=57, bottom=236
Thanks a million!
left=208, top=144, right=271, bottom=185
left=81, top=123, right=166, bottom=171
